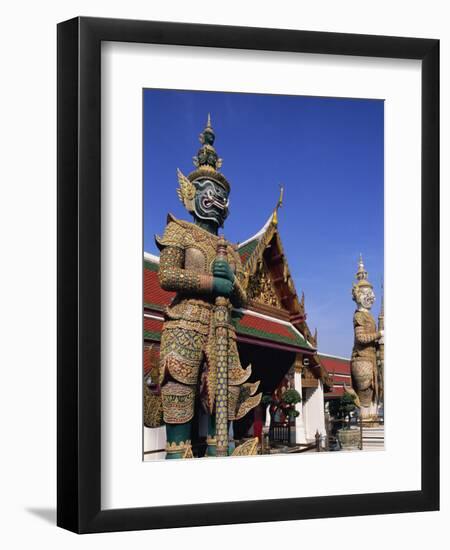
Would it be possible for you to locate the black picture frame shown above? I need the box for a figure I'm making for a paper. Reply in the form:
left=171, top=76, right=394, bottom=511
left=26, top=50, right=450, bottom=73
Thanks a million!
left=57, top=16, right=439, bottom=533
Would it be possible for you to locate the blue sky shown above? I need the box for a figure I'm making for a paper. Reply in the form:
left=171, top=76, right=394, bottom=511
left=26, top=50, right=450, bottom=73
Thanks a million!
left=143, top=89, right=384, bottom=358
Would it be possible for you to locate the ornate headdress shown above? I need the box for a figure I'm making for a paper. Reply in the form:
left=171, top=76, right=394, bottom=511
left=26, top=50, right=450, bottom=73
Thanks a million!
left=176, top=114, right=231, bottom=212
left=352, top=254, right=373, bottom=301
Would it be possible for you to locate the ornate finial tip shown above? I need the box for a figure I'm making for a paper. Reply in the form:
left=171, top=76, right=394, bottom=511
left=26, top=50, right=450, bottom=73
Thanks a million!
left=272, top=185, right=284, bottom=226
left=355, top=253, right=371, bottom=284
left=278, top=185, right=284, bottom=208
left=194, top=114, right=222, bottom=170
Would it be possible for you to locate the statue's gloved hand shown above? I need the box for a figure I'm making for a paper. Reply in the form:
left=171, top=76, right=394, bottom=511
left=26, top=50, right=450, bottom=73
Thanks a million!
left=212, top=277, right=234, bottom=298
left=212, top=259, right=235, bottom=282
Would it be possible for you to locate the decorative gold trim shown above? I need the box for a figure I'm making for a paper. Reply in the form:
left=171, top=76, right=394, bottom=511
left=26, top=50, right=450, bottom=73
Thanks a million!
left=182, top=445, right=194, bottom=459
left=161, top=382, right=195, bottom=424
left=232, top=437, right=259, bottom=456
left=176, top=168, right=196, bottom=212
left=234, top=392, right=262, bottom=421
left=165, top=440, right=192, bottom=453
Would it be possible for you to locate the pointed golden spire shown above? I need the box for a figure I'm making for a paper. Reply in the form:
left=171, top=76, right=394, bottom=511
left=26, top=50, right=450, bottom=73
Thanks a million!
left=272, top=185, right=284, bottom=226
left=206, top=112, right=212, bottom=129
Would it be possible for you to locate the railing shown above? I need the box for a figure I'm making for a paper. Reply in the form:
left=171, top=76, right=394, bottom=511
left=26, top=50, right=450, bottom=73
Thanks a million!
left=267, top=424, right=322, bottom=453
left=269, top=424, right=291, bottom=446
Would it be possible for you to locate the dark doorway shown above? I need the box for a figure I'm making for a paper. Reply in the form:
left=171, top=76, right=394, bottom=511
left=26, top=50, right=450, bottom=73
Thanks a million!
left=234, top=342, right=296, bottom=439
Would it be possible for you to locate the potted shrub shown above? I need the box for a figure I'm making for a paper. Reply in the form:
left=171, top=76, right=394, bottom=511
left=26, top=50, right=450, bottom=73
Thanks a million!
left=335, top=393, right=361, bottom=450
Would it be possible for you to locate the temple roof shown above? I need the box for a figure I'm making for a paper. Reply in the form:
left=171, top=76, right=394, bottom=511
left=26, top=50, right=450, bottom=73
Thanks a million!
left=144, top=254, right=173, bottom=312
left=234, top=209, right=334, bottom=389
left=319, top=353, right=351, bottom=375
left=232, top=309, right=310, bottom=350
left=144, top=308, right=312, bottom=353
left=236, top=210, right=315, bottom=342
left=237, top=214, right=273, bottom=265
left=143, top=252, right=314, bottom=354
left=318, top=353, right=352, bottom=398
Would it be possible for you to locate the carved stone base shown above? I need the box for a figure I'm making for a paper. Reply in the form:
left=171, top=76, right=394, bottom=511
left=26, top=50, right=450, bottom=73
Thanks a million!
left=337, top=428, right=360, bottom=451
left=360, top=402, right=379, bottom=426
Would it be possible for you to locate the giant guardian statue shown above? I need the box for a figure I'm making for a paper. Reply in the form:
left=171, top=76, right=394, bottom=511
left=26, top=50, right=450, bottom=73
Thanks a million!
left=156, top=116, right=261, bottom=458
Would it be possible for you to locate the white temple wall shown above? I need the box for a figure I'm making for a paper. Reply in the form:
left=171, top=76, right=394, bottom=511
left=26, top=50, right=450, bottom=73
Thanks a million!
left=294, top=370, right=307, bottom=444
left=143, top=426, right=166, bottom=461
left=303, top=381, right=326, bottom=442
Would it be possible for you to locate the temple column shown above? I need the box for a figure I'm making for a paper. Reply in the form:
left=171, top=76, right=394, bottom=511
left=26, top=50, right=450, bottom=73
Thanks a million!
left=294, top=370, right=307, bottom=444
left=303, top=382, right=326, bottom=442
left=316, top=381, right=326, bottom=442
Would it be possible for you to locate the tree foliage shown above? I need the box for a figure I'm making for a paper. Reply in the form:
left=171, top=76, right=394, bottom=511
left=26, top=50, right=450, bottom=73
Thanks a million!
left=282, top=388, right=301, bottom=405
left=329, top=393, right=357, bottom=419
left=262, top=389, right=301, bottom=422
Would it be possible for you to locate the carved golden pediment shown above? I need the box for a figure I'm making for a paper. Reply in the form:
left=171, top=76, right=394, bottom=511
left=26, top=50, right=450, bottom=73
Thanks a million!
left=247, top=260, right=282, bottom=308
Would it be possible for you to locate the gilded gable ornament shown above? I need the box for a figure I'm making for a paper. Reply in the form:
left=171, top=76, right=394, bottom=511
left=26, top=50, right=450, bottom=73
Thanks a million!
left=247, top=260, right=282, bottom=307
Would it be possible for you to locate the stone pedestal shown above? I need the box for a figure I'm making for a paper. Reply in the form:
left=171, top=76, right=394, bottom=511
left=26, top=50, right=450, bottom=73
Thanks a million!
left=360, top=402, right=379, bottom=426
left=337, top=428, right=360, bottom=451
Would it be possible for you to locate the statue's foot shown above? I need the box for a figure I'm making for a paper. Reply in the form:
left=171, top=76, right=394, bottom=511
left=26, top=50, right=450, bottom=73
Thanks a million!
left=165, top=440, right=193, bottom=459
left=206, top=436, right=217, bottom=457
left=166, top=452, right=183, bottom=459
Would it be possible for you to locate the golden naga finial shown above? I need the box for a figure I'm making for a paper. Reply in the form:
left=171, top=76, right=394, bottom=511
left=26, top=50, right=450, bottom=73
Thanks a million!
left=272, top=184, right=284, bottom=226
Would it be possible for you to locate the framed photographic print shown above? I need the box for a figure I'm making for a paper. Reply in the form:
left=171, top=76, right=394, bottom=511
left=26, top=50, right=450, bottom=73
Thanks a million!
left=57, top=17, right=439, bottom=533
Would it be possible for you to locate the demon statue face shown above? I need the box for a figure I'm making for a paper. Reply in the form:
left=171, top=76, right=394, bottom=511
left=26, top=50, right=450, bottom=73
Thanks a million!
left=192, top=177, right=229, bottom=227
left=352, top=284, right=376, bottom=311
left=175, top=115, right=230, bottom=229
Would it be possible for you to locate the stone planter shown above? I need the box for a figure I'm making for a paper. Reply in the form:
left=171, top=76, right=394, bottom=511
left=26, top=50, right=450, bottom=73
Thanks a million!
left=337, top=428, right=360, bottom=450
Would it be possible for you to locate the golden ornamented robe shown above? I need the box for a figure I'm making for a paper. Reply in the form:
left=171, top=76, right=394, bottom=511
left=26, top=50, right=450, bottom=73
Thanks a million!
left=156, top=214, right=261, bottom=424
left=351, top=310, right=380, bottom=408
